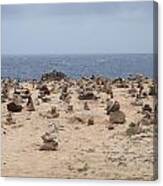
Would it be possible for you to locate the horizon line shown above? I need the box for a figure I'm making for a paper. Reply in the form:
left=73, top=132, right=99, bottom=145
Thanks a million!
left=1, top=52, right=154, bottom=56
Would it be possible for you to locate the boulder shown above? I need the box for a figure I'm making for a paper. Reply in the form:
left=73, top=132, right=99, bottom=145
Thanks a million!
left=78, top=91, right=97, bottom=100
left=39, top=141, right=58, bottom=151
left=109, top=110, right=126, bottom=124
left=7, top=102, right=22, bottom=112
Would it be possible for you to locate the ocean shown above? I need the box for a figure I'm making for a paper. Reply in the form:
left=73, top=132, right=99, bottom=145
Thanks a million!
left=1, top=54, right=154, bottom=80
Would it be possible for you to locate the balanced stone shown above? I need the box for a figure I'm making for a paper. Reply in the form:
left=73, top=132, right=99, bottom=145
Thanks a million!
left=26, top=96, right=35, bottom=111
left=39, top=123, right=59, bottom=151
left=84, top=102, right=90, bottom=110
left=106, top=99, right=120, bottom=115
left=87, top=117, right=94, bottom=126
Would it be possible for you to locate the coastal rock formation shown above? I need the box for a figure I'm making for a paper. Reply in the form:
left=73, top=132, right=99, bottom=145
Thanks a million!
left=41, top=70, right=66, bottom=81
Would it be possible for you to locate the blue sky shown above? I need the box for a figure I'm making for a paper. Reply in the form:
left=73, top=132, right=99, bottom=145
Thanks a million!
left=1, top=1, right=154, bottom=55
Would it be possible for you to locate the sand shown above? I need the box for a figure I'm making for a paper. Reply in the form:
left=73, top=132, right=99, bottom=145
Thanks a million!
left=1, top=76, right=157, bottom=180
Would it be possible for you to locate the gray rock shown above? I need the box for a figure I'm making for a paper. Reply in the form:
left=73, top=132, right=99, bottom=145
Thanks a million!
left=110, top=110, right=126, bottom=124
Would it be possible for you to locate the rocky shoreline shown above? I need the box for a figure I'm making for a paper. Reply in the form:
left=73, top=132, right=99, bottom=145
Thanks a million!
left=1, top=70, right=158, bottom=180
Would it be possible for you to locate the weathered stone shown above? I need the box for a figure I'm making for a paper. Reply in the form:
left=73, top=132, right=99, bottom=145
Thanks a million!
left=128, top=84, right=137, bottom=96
left=47, top=106, right=59, bottom=118
left=84, top=102, right=90, bottom=110
left=5, top=112, right=16, bottom=125
left=110, top=110, right=126, bottom=124
left=20, top=88, right=30, bottom=99
left=39, top=123, right=59, bottom=151
left=41, top=70, right=66, bottom=81
left=7, top=102, right=22, bottom=112
left=78, top=91, right=97, bottom=100
left=26, top=96, right=35, bottom=111
left=39, top=141, right=58, bottom=151
left=70, top=116, right=85, bottom=124
left=131, top=98, right=143, bottom=106
left=106, top=99, right=120, bottom=115
left=149, top=85, right=156, bottom=96
left=87, top=117, right=94, bottom=126
left=126, top=122, right=141, bottom=136
left=142, top=104, right=152, bottom=113
left=34, top=98, right=40, bottom=106
left=67, top=104, right=73, bottom=112
left=39, top=85, right=50, bottom=96
left=108, top=124, right=114, bottom=130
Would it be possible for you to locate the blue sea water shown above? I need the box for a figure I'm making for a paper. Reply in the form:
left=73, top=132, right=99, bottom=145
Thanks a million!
left=1, top=54, right=154, bottom=80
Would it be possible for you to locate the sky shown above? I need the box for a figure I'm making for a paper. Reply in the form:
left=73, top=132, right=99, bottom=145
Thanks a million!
left=1, top=1, right=154, bottom=55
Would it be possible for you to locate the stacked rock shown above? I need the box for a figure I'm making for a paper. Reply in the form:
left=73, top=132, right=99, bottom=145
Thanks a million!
left=26, top=96, right=35, bottom=111
left=84, top=102, right=90, bottom=110
left=128, top=83, right=137, bottom=97
left=5, top=112, right=15, bottom=125
left=67, top=104, right=73, bottom=112
left=60, top=84, right=69, bottom=101
left=39, top=123, right=59, bottom=151
left=106, top=96, right=126, bottom=124
left=87, top=117, right=94, bottom=126
left=47, top=106, right=59, bottom=118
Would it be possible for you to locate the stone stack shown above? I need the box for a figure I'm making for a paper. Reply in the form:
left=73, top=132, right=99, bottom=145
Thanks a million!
left=26, top=96, right=35, bottom=111
left=39, top=123, right=59, bottom=151
left=5, top=112, right=15, bottom=125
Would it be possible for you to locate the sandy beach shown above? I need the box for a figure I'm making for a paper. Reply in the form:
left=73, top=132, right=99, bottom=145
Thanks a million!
left=1, top=72, right=157, bottom=180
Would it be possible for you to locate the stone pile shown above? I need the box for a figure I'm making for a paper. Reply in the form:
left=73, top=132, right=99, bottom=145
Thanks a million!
left=5, top=112, right=16, bottom=125
left=26, top=96, right=35, bottom=111
left=39, top=123, right=59, bottom=151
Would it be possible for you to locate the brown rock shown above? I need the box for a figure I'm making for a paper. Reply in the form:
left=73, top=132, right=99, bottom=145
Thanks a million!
left=26, top=96, right=35, bottom=111
left=110, top=110, right=126, bottom=124
left=39, top=141, right=58, bottom=151
left=87, top=117, right=94, bottom=126
left=106, top=99, right=120, bottom=115
left=7, top=102, right=22, bottom=112
left=84, top=102, right=90, bottom=110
